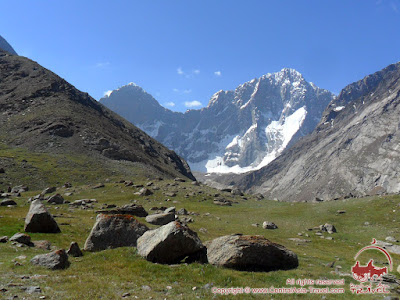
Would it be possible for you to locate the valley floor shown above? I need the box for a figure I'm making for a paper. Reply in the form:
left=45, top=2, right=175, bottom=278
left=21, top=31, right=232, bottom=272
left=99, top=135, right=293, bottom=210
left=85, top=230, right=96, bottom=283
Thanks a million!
left=1, top=179, right=400, bottom=299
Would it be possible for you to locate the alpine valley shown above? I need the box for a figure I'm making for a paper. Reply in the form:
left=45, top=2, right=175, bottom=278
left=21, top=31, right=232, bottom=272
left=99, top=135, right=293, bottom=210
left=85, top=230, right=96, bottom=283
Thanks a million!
left=100, top=69, right=334, bottom=173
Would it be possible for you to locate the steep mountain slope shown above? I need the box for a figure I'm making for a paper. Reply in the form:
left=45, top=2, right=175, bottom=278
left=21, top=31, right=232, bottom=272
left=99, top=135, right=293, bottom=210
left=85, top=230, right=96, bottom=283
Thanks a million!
left=236, top=62, right=400, bottom=201
left=0, top=49, right=194, bottom=181
left=0, top=35, right=17, bottom=55
left=101, top=69, right=334, bottom=173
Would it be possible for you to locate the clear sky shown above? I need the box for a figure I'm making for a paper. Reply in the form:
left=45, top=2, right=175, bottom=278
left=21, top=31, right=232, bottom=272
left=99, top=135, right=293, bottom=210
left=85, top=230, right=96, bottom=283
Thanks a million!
left=1, top=0, right=400, bottom=112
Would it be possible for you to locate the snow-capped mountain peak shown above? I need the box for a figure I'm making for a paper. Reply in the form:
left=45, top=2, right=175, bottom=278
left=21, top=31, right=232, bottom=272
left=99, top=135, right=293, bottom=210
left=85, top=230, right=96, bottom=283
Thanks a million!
left=100, top=69, right=334, bottom=174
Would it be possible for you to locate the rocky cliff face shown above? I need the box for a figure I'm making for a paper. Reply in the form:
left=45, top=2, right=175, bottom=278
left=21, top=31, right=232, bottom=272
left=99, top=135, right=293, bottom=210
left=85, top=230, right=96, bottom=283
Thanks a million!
left=0, top=35, right=17, bottom=55
left=101, top=69, right=334, bottom=173
left=0, top=50, right=194, bottom=180
left=236, top=62, right=400, bottom=201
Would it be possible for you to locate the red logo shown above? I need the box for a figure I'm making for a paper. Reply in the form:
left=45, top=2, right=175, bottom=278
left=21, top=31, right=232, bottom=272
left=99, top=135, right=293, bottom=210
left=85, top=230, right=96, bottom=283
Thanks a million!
left=351, top=239, right=392, bottom=282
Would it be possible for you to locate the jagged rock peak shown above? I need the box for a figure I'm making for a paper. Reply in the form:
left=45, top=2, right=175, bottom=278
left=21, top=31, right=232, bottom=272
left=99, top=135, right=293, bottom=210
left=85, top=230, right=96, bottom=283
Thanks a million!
left=103, top=82, right=148, bottom=99
left=0, top=35, right=17, bottom=55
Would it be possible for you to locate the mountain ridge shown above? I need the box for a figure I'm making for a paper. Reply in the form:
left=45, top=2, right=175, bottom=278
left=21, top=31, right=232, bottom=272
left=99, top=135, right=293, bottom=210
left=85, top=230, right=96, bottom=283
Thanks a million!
left=234, top=62, right=400, bottom=201
left=101, top=68, right=334, bottom=173
left=0, top=35, right=17, bottom=55
left=0, top=49, right=195, bottom=183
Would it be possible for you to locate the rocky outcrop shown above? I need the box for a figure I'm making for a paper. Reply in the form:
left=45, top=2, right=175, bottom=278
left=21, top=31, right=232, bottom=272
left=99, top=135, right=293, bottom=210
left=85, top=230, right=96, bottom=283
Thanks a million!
left=206, top=234, right=298, bottom=271
left=84, top=214, right=148, bottom=251
left=30, top=249, right=70, bottom=270
left=24, top=200, right=61, bottom=233
left=137, top=221, right=206, bottom=264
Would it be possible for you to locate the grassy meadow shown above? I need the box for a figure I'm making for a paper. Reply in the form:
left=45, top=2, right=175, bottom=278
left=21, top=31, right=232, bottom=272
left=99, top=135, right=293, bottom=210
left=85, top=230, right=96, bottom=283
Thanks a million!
left=1, top=178, right=400, bottom=299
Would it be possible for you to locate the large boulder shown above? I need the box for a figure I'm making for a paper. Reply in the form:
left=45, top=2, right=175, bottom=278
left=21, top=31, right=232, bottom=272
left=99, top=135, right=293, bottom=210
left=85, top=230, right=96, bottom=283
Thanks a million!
left=24, top=200, right=61, bottom=233
left=84, top=214, right=148, bottom=251
left=137, top=221, right=206, bottom=264
left=145, top=212, right=175, bottom=225
left=30, top=249, right=70, bottom=270
left=206, top=234, right=298, bottom=271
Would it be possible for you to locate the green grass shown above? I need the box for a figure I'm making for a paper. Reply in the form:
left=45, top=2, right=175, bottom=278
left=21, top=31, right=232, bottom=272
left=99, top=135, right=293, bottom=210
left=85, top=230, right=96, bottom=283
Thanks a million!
left=1, top=180, right=400, bottom=299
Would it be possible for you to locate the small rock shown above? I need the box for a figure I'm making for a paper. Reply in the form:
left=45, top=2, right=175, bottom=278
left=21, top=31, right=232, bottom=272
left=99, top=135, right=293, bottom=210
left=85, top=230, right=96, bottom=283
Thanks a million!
left=176, top=208, right=188, bottom=215
left=165, top=207, right=176, bottom=214
left=137, top=188, right=153, bottom=196
left=320, top=223, right=337, bottom=234
left=164, top=192, right=176, bottom=197
left=145, top=212, right=175, bottom=226
left=42, top=187, right=56, bottom=195
left=262, top=221, right=278, bottom=229
left=174, top=178, right=186, bottom=182
left=47, top=194, right=64, bottom=204
left=231, top=189, right=243, bottom=196
left=33, top=240, right=52, bottom=250
left=336, top=210, right=346, bottom=214
left=199, top=228, right=208, bottom=234
left=10, top=233, right=32, bottom=246
left=0, top=236, right=8, bottom=243
left=24, top=286, right=41, bottom=294
left=67, top=242, right=83, bottom=257
left=122, top=292, right=131, bottom=297
left=0, top=199, right=17, bottom=206
left=142, top=285, right=151, bottom=291
left=92, top=183, right=105, bottom=189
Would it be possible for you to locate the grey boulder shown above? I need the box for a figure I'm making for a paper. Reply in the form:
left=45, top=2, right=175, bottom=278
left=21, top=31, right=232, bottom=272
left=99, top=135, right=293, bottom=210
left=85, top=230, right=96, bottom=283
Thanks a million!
left=30, top=249, right=70, bottom=270
left=24, top=199, right=61, bottom=233
left=84, top=214, right=148, bottom=251
left=206, top=234, right=298, bottom=271
left=137, top=221, right=206, bottom=264
left=10, top=233, right=32, bottom=246
left=145, top=212, right=175, bottom=225
left=67, top=242, right=83, bottom=257
left=0, top=199, right=17, bottom=206
left=319, top=223, right=337, bottom=234
left=262, top=221, right=278, bottom=229
left=96, top=203, right=148, bottom=217
left=47, top=194, right=64, bottom=204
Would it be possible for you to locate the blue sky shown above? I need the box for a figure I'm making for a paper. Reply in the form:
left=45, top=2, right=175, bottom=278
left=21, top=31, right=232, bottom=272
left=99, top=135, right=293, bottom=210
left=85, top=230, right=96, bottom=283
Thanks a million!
left=1, top=0, right=400, bottom=112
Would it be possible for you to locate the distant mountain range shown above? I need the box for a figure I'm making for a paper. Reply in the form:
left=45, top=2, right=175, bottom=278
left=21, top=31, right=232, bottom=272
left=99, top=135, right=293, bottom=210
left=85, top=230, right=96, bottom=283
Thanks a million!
left=100, top=69, right=334, bottom=173
left=0, top=35, right=17, bottom=55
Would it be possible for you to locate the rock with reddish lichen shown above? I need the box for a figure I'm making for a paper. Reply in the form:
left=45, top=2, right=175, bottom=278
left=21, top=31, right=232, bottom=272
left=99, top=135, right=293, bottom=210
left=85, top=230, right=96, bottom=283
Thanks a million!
left=137, top=221, right=206, bottom=264
left=30, top=249, right=70, bottom=270
left=206, top=234, right=298, bottom=271
left=84, top=214, right=148, bottom=251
